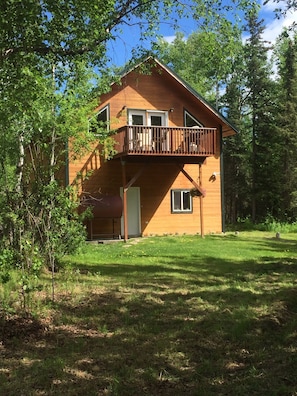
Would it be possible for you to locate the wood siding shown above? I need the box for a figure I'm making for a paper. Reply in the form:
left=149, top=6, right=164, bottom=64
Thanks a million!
left=99, top=68, right=224, bottom=140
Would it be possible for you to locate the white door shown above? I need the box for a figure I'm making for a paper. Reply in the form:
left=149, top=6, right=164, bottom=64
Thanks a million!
left=120, top=187, right=141, bottom=237
left=128, top=110, right=147, bottom=150
left=147, top=111, right=168, bottom=151
left=128, top=110, right=168, bottom=151
left=147, top=111, right=166, bottom=127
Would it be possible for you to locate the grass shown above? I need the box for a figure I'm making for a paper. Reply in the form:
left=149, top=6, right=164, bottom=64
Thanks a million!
left=1, top=231, right=297, bottom=395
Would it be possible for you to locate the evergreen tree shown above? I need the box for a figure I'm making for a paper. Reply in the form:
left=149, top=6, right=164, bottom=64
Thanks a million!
left=244, top=8, right=280, bottom=222
left=275, top=31, right=297, bottom=220
left=223, top=60, right=253, bottom=224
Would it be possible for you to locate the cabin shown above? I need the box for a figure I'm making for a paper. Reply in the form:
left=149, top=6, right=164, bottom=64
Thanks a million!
left=68, top=57, right=237, bottom=240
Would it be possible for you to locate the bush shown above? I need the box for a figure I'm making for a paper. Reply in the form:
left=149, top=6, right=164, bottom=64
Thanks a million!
left=228, top=216, right=297, bottom=233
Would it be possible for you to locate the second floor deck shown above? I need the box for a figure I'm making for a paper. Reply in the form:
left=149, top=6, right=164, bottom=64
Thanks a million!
left=113, top=125, right=217, bottom=158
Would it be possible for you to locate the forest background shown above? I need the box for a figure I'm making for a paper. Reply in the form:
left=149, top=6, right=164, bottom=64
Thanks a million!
left=152, top=1, right=297, bottom=226
left=0, top=0, right=296, bottom=295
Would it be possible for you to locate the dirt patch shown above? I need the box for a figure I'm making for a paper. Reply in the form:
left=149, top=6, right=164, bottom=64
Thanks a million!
left=0, top=314, right=46, bottom=344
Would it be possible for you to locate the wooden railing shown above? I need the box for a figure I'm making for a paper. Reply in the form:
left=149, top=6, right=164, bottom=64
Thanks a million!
left=113, top=126, right=217, bottom=157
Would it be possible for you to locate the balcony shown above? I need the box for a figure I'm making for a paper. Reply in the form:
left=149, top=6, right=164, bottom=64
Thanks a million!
left=113, top=126, right=217, bottom=158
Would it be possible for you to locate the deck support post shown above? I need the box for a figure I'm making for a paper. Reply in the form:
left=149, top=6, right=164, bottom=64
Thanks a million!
left=199, top=163, right=204, bottom=238
left=121, top=159, right=128, bottom=242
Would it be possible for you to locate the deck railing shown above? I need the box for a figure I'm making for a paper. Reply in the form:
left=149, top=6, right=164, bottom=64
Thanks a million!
left=114, top=126, right=217, bottom=157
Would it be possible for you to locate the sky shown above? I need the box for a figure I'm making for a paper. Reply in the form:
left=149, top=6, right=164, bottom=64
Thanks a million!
left=258, top=1, right=296, bottom=43
left=107, top=0, right=297, bottom=67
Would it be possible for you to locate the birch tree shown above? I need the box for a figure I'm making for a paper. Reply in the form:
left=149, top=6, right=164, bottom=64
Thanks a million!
left=0, top=0, right=261, bottom=304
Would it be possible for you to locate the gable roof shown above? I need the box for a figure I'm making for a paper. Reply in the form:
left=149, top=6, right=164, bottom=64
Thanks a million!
left=118, top=56, right=239, bottom=137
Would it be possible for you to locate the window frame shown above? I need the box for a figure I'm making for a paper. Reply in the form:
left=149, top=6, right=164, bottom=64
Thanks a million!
left=128, top=109, right=168, bottom=126
left=184, top=109, right=203, bottom=128
left=89, top=104, right=110, bottom=136
left=171, top=189, right=193, bottom=214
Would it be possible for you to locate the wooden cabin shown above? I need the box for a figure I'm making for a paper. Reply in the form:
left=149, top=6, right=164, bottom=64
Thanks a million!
left=68, top=57, right=237, bottom=240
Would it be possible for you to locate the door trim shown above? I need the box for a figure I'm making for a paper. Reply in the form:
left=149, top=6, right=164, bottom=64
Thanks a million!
left=120, top=187, right=141, bottom=237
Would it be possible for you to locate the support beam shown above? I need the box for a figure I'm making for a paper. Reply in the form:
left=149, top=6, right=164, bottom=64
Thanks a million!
left=121, top=160, right=128, bottom=242
left=177, top=164, right=206, bottom=197
left=125, top=163, right=147, bottom=190
left=199, top=163, right=204, bottom=238
left=219, top=125, right=225, bottom=233
left=177, top=163, right=205, bottom=237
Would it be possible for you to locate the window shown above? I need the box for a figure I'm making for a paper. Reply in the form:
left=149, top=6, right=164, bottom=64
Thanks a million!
left=89, top=104, right=110, bottom=136
left=131, top=114, right=145, bottom=125
left=171, top=189, right=192, bottom=213
left=184, top=110, right=203, bottom=127
left=150, top=115, right=163, bottom=126
left=128, top=110, right=167, bottom=127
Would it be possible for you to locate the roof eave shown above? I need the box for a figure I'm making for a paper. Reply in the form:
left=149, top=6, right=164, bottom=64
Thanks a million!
left=152, top=58, right=239, bottom=137
left=114, top=56, right=239, bottom=137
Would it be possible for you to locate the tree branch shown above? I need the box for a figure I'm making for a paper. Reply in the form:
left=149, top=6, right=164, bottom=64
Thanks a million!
left=0, top=0, right=163, bottom=60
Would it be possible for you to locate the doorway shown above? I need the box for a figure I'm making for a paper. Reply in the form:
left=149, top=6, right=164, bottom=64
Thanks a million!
left=128, top=110, right=168, bottom=151
left=148, top=111, right=168, bottom=151
left=120, top=187, right=141, bottom=237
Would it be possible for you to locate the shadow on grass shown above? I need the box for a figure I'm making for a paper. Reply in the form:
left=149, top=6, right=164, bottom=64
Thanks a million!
left=1, top=286, right=297, bottom=395
left=74, top=255, right=297, bottom=290
left=1, top=235, right=297, bottom=395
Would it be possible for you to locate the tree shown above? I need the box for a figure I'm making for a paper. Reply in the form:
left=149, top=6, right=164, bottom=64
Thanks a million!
left=0, top=0, right=191, bottom=304
left=264, top=0, right=297, bottom=17
left=223, top=58, right=253, bottom=224
left=0, top=0, right=269, bottom=307
left=156, top=20, right=243, bottom=106
left=243, top=8, right=280, bottom=223
left=274, top=30, right=297, bottom=220
left=154, top=8, right=253, bottom=224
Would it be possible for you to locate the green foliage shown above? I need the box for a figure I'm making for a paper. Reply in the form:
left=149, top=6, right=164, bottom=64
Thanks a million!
left=0, top=0, right=296, bottom=313
left=243, top=8, right=280, bottom=222
left=155, top=4, right=297, bottom=227
left=0, top=248, right=14, bottom=284
left=273, top=31, right=297, bottom=219
left=2, top=233, right=297, bottom=394
left=42, top=186, right=87, bottom=260
left=157, top=24, right=243, bottom=105
left=231, top=216, right=297, bottom=233
left=2, top=1, right=205, bottom=310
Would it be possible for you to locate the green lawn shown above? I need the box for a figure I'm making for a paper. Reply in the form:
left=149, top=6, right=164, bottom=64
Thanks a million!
left=1, top=232, right=297, bottom=395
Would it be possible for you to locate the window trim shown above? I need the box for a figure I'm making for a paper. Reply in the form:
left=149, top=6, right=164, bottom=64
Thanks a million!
left=89, top=104, right=110, bottom=135
left=128, top=109, right=146, bottom=125
left=184, top=109, right=203, bottom=128
left=171, top=189, right=193, bottom=214
left=128, top=109, right=168, bottom=126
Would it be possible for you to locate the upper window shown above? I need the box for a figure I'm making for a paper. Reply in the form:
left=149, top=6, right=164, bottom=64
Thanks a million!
left=171, top=189, right=192, bottom=213
left=131, top=114, right=145, bottom=125
left=184, top=110, right=203, bottom=128
left=89, top=104, right=110, bottom=136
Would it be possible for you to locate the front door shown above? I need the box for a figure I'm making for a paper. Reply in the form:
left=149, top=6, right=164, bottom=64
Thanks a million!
left=120, top=187, right=141, bottom=237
